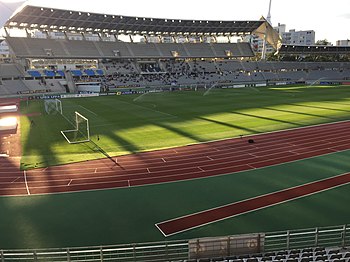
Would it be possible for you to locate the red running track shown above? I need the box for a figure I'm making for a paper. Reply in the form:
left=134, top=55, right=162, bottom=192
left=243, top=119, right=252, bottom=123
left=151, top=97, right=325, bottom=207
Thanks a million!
left=156, top=172, right=350, bottom=236
left=1, top=120, right=350, bottom=196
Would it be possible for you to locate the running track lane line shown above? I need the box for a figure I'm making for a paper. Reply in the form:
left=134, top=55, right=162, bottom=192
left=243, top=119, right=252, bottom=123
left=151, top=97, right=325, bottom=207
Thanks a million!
left=156, top=172, right=350, bottom=237
left=23, top=170, right=31, bottom=195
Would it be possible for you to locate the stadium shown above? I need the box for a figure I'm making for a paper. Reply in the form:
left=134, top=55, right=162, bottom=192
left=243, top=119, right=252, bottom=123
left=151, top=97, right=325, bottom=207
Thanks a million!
left=0, top=1, right=350, bottom=261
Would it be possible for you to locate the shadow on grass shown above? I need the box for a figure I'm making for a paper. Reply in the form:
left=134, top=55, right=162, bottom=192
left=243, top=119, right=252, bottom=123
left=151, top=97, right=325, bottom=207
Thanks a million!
left=263, top=106, right=336, bottom=121
left=231, top=111, right=300, bottom=127
left=155, top=121, right=205, bottom=143
left=291, top=103, right=350, bottom=114
left=197, top=116, right=258, bottom=135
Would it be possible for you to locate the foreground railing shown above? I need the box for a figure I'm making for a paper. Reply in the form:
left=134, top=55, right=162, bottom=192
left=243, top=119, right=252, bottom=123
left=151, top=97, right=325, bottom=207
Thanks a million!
left=1, top=224, right=349, bottom=262
left=265, top=224, right=350, bottom=252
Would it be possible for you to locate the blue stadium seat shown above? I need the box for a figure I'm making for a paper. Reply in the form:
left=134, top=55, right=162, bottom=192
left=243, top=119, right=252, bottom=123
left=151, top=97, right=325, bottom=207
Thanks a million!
left=84, top=69, right=95, bottom=76
left=71, top=70, right=83, bottom=77
left=96, top=69, right=104, bottom=76
left=27, top=70, right=42, bottom=78
left=57, top=70, right=65, bottom=77
left=44, top=70, right=56, bottom=77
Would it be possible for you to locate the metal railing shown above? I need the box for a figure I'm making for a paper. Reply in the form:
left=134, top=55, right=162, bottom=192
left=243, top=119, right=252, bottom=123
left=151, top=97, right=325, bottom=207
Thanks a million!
left=264, top=224, right=350, bottom=252
left=1, top=224, right=349, bottom=262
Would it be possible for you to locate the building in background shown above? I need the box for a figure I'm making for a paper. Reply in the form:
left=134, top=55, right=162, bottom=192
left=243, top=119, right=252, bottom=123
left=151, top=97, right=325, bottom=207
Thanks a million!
left=336, top=40, right=350, bottom=46
left=245, top=24, right=316, bottom=56
left=274, top=23, right=286, bottom=35
left=281, top=29, right=315, bottom=46
left=0, top=39, right=9, bottom=57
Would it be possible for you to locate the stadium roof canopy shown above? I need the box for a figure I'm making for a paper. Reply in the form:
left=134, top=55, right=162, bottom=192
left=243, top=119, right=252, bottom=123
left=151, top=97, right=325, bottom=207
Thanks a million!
left=4, top=5, right=266, bottom=36
left=279, top=45, right=350, bottom=55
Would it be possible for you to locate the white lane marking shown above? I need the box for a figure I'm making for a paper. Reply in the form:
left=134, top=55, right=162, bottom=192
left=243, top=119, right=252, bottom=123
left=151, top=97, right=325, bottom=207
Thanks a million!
left=12, top=177, right=20, bottom=183
left=23, top=171, right=30, bottom=195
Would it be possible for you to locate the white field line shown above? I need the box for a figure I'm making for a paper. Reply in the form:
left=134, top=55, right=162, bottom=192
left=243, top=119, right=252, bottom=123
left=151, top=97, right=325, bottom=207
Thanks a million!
left=23, top=171, right=30, bottom=195
left=79, top=105, right=98, bottom=116
left=117, top=99, right=177, bottom=118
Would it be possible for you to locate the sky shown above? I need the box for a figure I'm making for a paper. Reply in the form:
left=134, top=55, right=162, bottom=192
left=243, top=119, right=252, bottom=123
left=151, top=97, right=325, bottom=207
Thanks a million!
left=1, top=0, right=349, bottom=45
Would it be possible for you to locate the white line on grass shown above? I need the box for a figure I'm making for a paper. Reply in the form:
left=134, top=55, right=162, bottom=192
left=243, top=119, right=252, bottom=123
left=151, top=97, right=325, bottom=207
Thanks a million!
left=90, top=116, right=174, bottom=128
left=79, top=105, right=98, bottom=116
left=23, top=171, right=30, bottom=195
left=117, top=99, right=177, bottom=118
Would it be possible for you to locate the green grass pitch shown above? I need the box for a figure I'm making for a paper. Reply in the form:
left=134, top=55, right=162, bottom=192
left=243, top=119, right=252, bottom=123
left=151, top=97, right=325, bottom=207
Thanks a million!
left=20, top=85, right=350, bottom=169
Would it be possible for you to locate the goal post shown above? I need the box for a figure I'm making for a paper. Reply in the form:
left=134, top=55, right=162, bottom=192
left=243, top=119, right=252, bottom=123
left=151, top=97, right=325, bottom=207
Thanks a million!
left=61, top=111, right=90, bottom=144
left=44, top=99, right=62, bottom=115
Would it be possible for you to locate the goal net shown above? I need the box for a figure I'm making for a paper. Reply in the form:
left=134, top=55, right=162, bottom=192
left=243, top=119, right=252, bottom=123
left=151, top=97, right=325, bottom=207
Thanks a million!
left=61, top=111, right=90, bottom=144
left=44, top=99, right=62, bottom=115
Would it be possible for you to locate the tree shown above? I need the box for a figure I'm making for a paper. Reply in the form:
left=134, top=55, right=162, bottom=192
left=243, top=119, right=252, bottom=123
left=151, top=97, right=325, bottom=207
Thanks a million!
left=315, top=39, right=332, bottom=46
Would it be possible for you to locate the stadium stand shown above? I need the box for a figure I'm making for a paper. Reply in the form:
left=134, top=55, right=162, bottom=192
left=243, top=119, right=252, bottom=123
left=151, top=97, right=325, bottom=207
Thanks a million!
left=2, top=57, right=350, bottom=95
left=5, top=37, right=255, bottom=59
left=279, top=45, right=350, bottom=55
left=1, top=5, right=348, bottom=97
left=2, top=61, right=350, bottom=95
left=0, top=63, right=24, bottom=77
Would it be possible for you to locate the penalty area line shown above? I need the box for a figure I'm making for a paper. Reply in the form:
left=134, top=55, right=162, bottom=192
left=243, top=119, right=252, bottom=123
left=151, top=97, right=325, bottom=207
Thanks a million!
left=79, top=105, right=98, bottom=116
left=118, top=99, right=177, bottom=118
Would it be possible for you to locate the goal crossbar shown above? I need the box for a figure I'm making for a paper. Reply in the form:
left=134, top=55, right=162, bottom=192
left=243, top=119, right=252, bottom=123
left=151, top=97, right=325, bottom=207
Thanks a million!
left=61, top=111, right=90, bottom=144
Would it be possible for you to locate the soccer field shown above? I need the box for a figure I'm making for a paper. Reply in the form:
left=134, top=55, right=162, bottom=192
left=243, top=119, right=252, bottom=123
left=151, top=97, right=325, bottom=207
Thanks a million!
left=20, top=85, right=350, bottom=169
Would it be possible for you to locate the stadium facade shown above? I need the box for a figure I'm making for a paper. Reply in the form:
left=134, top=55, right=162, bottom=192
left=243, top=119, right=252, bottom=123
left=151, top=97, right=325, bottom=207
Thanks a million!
left=0, top=5, right=349, bottom=97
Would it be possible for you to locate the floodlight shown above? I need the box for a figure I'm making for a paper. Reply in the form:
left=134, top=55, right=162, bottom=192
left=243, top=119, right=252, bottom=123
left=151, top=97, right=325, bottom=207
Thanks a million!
left=0, top=117, right=18, bottom=131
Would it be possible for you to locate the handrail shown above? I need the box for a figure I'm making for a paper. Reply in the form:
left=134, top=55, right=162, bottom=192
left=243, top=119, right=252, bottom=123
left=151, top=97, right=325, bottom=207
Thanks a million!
left=1, top=224, right=349, bottom=262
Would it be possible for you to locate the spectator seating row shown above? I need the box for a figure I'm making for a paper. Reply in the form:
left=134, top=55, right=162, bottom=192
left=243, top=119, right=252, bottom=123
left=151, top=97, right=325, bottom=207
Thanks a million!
left=184, top=246, right=350, bottom=262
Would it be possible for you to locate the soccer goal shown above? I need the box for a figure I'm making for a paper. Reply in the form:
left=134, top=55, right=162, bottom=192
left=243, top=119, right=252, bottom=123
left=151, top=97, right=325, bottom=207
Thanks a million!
left=61, top=111, right=90, bottom=144
left=44, top=99, right=62, bottom=115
